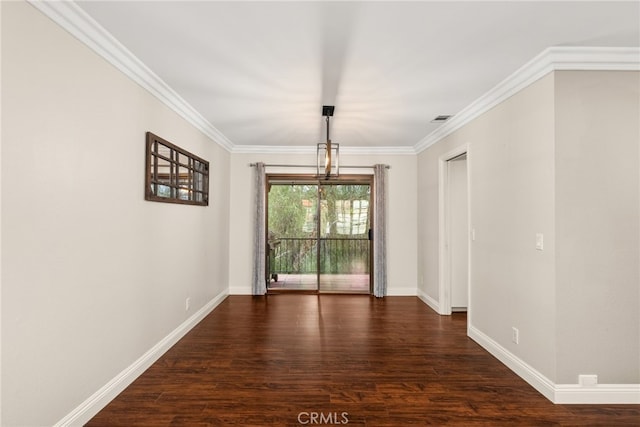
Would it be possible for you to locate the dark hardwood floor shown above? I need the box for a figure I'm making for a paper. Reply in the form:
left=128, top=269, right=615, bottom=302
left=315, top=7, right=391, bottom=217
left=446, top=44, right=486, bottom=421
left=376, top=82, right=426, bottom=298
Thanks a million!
left=87, top=295, right=639, bottom=426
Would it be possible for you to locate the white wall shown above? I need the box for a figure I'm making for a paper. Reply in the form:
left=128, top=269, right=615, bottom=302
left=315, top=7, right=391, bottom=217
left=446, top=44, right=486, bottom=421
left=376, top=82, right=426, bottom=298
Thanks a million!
left=1, top=2, right=230, bottom=425
left=555, top=71, right=639, bottom=384
left=228, top=152, right=418, bottom=295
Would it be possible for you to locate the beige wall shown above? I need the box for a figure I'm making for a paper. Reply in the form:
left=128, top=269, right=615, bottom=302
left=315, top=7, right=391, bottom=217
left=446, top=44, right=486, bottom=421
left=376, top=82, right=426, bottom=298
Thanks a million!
left=555, top=71, right=639, bottom=384
left=418, top=69, right=640, bottom=386
left=228, top=152, right=418, bottom=295
left=1, top=2, right=230, bottom=425
left=418, top=74, right=558, bottom=379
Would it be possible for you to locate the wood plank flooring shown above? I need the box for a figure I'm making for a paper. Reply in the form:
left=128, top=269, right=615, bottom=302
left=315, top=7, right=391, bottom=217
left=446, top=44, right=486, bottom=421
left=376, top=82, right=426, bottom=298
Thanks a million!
left=87, top=295, right=640, bottom=426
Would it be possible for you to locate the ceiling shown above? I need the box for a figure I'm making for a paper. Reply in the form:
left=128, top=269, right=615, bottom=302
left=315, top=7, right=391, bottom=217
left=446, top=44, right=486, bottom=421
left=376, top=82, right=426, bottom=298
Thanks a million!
left=75, top=1, right=640, bottom=151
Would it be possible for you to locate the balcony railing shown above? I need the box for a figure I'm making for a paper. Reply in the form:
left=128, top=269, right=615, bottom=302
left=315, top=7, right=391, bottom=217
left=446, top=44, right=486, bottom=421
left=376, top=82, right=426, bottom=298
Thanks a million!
left=268, top=237, right=370, bottom=275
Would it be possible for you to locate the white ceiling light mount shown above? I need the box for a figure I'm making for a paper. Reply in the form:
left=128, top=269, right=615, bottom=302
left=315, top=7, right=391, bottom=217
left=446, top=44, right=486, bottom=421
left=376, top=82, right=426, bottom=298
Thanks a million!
left=317, top=105, right=339, bottom=178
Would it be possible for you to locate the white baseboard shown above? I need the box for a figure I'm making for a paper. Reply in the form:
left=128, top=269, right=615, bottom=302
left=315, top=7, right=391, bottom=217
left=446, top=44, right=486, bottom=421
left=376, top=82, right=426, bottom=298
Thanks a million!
left=554, top=384, right=640, bottom=404
left=468, top=324, right=640, bottom=404
left=386, top=286, right=418, bottom=296
left=468, top=324, right=556, bottom=402
left=417, top=289, right=440, bottom=313
left=229, top=286, right=253, bottom=295
left=55, top=290, right=229, bottom=427
left=230, top=286, right=419, bottom=296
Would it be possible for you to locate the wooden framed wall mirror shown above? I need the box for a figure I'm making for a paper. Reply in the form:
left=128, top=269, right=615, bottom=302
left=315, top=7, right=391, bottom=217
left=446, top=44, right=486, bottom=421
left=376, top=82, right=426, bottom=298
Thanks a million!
left=145, top=132, right=209, bottom=206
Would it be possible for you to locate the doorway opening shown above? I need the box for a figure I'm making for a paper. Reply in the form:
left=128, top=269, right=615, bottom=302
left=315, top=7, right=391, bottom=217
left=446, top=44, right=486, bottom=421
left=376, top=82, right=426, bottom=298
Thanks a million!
left=266, top=174, right=373, bottom=294
left=439, top=146, right=470, bottom=316
left=448, top=153, right=468, bottom=312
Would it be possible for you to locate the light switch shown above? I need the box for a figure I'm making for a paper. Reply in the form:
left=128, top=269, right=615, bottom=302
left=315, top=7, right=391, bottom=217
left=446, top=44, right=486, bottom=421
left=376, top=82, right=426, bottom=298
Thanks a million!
left=536, top=233, right=544, bottom=250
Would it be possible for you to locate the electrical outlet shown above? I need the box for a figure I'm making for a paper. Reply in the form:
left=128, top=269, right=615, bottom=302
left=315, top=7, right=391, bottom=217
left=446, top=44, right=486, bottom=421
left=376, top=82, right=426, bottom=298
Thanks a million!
left=579, top=374, right=598, bottom=386
left=536, top=233, right=544, bottom=250
left=512, top=327, right=519, bottom=344
left=185, top=297, right=190, bottom=311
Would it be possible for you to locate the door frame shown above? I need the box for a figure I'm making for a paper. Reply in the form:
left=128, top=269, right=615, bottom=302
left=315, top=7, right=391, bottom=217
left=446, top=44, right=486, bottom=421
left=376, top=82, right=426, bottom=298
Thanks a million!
left=438, top=144, right=471, bottom=316
left=266, top=173, right=374, bottom=294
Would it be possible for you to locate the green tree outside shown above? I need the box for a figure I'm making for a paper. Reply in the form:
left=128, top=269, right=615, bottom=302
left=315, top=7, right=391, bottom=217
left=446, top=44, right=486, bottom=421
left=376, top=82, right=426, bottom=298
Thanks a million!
left=268, top=183, right=370, bottom=275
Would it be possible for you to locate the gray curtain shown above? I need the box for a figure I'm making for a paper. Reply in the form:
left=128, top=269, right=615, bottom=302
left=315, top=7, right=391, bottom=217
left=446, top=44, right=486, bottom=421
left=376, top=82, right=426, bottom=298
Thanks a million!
left=373, top=164, right=387, bottom=297
left=251, top=162, right=267, bottom=295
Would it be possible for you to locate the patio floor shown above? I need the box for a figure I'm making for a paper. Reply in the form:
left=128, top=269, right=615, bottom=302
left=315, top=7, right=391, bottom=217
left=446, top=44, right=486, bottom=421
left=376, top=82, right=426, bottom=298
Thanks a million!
left=267, top=273, right=370, bottom=294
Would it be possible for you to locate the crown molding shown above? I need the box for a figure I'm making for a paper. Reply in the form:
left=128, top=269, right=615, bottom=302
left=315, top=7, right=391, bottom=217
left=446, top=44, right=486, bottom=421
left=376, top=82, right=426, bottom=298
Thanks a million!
left=28, top=2, right=639, bottom=157
left=414, top=46, right=640, bottom=154
left=28, top=0, right=235, bottom=152
left=341, top=145, right=417, bottom=155
left=231, top=144, right=417, bottom=155
left=231, top=145, right=317, bottom=155
left=29, top=0, right=416, bottom=157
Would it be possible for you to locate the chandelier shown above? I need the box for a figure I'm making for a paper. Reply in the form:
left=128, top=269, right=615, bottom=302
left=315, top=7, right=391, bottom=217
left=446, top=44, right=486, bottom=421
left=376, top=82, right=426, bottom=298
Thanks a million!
left=317, top=105, right=339, bottom=178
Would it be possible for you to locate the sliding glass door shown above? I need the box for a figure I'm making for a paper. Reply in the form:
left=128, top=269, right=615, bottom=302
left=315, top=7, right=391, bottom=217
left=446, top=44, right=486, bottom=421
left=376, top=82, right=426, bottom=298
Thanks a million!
left=267, top=181, right=318, bottom=290
left=266, top=176, right=371, bottom=294
left=318, top=183, right=370, bottom=293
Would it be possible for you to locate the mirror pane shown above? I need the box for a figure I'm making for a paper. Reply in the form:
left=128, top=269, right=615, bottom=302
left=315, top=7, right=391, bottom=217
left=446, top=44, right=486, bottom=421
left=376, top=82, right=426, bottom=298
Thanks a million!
left=156, top=156, right=172, bottom=185
left=156, top=184, right=171, bottom=198
left=156, top=143, right=171, bottom=159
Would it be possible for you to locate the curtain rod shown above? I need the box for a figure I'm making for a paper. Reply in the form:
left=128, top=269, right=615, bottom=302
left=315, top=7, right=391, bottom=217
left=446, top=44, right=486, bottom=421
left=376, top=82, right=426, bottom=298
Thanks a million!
left=248, top=163, right=390, bottom=169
